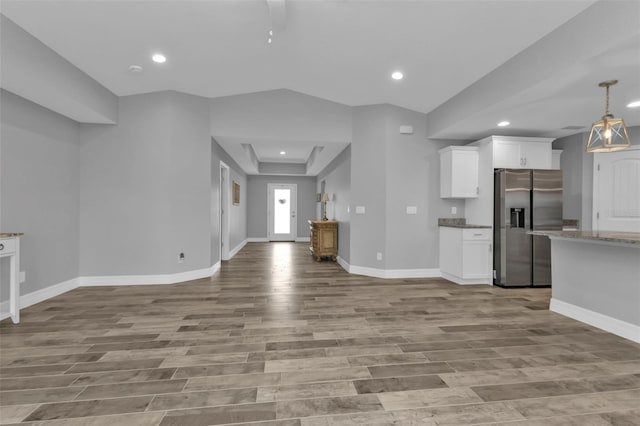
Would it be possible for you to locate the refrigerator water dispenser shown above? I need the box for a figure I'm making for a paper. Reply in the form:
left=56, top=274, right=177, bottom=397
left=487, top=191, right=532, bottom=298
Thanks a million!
left=510, top=208, right=525, bottom=228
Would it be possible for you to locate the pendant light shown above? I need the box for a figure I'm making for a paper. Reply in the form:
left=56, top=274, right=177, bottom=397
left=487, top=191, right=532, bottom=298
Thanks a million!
left=586, top=80, right=631, bottom=153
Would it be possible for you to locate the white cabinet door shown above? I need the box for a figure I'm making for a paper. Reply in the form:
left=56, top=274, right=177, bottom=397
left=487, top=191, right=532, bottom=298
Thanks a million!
left=462, top=240, right=492, bottom=278
left=440, top=227, right=492, bottom=284
left=493, top=141, right=522, bottom=168
left=440, top=147, right=479, bottom=198
left=521, top=142, right=552, bottom=169
left=493, top=140, right=552, bottom=169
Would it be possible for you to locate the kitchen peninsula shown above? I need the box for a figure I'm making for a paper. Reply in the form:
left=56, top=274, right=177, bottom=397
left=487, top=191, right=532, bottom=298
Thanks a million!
left=532, top=230, right=640, bottom=343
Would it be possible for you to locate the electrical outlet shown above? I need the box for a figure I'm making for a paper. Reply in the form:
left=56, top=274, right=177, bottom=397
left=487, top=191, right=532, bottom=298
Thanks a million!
left=451, top=206, right=457, bottom=215
left=19, top=271, right=26, bottom=283
left=179, top=252, right=185, bottom=264
left=376, top=252, right=382, bottom=261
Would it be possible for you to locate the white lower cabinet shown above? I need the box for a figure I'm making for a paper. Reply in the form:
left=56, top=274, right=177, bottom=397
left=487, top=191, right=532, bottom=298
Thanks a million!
left=440, top=227, right=492, bottom=285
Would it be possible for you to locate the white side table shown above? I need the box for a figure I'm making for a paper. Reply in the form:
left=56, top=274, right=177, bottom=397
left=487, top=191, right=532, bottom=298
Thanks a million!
left=1, top=233, right=23, bottom=324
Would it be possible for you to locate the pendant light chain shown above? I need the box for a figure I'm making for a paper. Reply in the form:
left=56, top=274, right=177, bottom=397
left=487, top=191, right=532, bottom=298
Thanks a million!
left=605, top=83, right=610, bottom=117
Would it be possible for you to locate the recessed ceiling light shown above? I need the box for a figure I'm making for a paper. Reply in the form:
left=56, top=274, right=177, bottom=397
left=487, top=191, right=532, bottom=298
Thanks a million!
left=129, top=65, right=143, bottom=73
left=391, top=71, right=403, bottom=80
left=152, top=53, right=166, bottom=63
left=627, top=100, right=640, bottom=108
left=280, top=151, right=286, bottom=155
left=497, top=121, right=510, bottom=127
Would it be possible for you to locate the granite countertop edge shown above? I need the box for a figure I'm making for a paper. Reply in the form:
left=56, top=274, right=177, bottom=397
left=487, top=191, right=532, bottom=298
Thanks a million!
left=0, top=233, right=24, bottom=238
left=437, top=218, right=491, bottom=229
left=529, top=230, right=640, bottom=245
left=439, top=224, right=492, bottom=229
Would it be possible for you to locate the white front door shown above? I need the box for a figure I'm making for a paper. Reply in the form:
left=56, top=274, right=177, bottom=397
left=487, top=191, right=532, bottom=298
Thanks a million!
left=593, top=147, right=640, bottom=232
left=268, top=183, right=297, bottom=241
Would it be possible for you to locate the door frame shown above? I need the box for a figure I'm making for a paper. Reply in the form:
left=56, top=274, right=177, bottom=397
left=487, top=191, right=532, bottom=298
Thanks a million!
left=267, top=183, right=298, bottom=241
left=592, top=145, right=640, bottom=232
left=220, top=161, right=230, bottom=261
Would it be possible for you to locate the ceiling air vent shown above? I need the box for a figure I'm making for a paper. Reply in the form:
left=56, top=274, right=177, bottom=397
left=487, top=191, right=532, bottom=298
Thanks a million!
left=561, top=125, right=585, bottom=130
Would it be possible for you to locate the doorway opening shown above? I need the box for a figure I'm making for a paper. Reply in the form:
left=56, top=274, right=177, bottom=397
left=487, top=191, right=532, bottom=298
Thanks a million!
left=267, top=183, right=297, bottom=241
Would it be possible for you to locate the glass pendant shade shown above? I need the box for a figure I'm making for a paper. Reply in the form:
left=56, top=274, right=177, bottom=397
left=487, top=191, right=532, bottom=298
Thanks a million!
left=586, top=80, right=631, bottom=153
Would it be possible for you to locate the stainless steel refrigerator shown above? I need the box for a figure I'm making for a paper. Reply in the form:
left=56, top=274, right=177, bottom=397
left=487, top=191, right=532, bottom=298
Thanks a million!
left=493, top=169, right=562, bottom=287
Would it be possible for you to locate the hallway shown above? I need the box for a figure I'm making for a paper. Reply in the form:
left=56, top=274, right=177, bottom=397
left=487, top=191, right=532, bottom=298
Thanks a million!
left=1, top=242, right=639, bottom=425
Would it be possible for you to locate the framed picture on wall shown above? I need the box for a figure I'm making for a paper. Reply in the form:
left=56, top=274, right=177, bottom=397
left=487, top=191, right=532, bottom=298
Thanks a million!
left=232, top=181, right=240, bottom=205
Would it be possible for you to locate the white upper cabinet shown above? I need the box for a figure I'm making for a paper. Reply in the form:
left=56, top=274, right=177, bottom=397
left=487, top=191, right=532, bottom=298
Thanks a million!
left=491, top=137, right=553, bottom=169
left=492, top=140, right=521, bottom=168
left=439, top=146, right=479, bottom=198
left=520, top=141, right=552, bottom=169
left=464, top=136, right=556, bottom=227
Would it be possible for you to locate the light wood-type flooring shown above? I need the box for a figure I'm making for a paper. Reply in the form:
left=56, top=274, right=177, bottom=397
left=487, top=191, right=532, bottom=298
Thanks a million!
left=1, top=242, right=639, bottom=425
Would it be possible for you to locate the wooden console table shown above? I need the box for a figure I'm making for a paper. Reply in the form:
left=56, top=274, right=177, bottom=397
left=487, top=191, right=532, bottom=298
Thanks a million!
left=1, top=233, right=23, bottom=323
left=308, top=220, right=338, bottom=261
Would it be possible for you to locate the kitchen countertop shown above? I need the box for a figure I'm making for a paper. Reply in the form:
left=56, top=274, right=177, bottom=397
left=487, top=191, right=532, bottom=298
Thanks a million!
left=438, top=218, right=491, bottom=229
left=0, top=233, right=24, bottom=238
left=530, top=230, right=640, bottom=245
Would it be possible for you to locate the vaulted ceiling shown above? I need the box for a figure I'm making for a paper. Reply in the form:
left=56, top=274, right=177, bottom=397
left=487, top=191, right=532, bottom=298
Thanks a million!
left=1, top=0, right=639, bottom=175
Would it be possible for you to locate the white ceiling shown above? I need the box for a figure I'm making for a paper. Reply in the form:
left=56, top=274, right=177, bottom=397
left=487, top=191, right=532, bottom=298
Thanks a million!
left=2, top=0, right=639, bottom=174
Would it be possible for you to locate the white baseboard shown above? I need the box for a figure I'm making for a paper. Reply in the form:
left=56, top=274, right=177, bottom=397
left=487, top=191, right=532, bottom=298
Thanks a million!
left=550, top=298, right=640, bottom=343
left=385, top=268, right=441, bottom=279
left=79, top=264, right=220, bottom=287
left=336, top=257, right=440, bottom=280
left=441, top=271, right=492, bottom=285
left=247, top=238, right=310, bottom=243
left=229, top=239, right=247, bottom=259
left=348, top=264, right=440, bottom=279
left=1, top=264, right=223, bottom=321
left=336, top=256, right=350, bottom=273
left=0, top=277, right=79, bottom=321
left=247, top=237, right=268, bottom=243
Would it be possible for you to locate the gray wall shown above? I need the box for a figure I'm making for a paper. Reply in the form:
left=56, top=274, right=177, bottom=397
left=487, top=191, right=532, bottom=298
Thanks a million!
left=349, top=105, right=388, bottom=268
left=317, top=146, right=351, bottom=262
left=247, top=175, right=317, bottom=239
left=210, top=89, right=352, bottom=142
left=79, top=91, right=212, bottom=276
left=167, top=92, right=212, bottom=271
left=211, top=138, right=248, bottom=264
left=349, top=104, right=466, bottom=270
left=553, top=125, right=640, bottom=231
left=1, top=90, right=80, bottom=301
left=553, top=133, right=586, bottom=227
left=385, top=106, right=466, bottom=269
left=0, top=15, right=117, bottom=124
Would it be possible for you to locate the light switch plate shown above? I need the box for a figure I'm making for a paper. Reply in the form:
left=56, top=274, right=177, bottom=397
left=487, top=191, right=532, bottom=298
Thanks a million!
left=399, top=125, right=414, bottom=134
left=355, top=206, right=366, bottom=214
left=406, top=206, right=417, bottom=215
left=19, top=271, right=26, bottom=283
left=451, top=206, right=457, bottom=215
